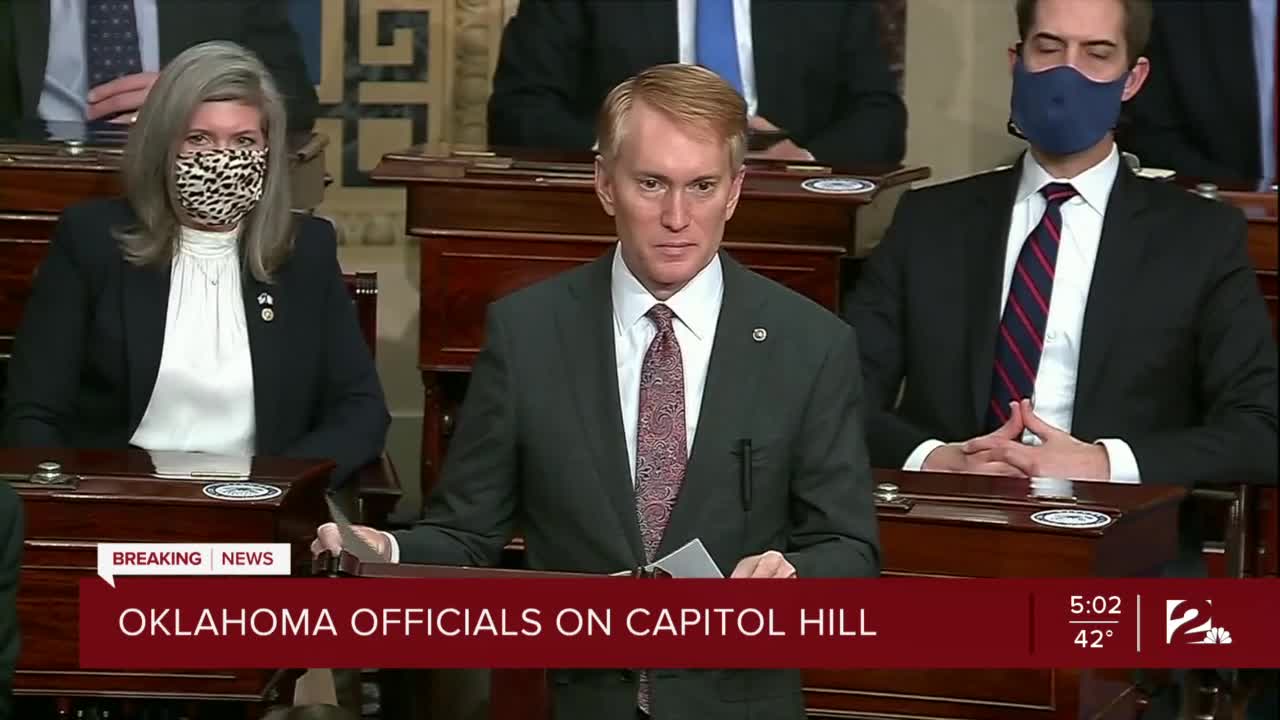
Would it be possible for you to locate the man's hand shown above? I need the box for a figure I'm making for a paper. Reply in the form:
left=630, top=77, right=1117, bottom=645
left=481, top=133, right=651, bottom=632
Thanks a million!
left=921, top=403, right=1027, bottom=475
left=311, top=522, right=394, bottom=561
left=747, top=115, right=815, bottom=162
left=964, top=399, right=1111, bottom=480
left=730, top=550, right=797, bottom=579
left=87, top=72, right=158, bottom=122
left=754, top=139, right=815, bottom=162
left=748, top=115, right=781, bottom=133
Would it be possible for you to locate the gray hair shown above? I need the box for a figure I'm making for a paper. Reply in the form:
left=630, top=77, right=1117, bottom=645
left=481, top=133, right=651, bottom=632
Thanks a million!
left=116, top=40, right=293, bottom=282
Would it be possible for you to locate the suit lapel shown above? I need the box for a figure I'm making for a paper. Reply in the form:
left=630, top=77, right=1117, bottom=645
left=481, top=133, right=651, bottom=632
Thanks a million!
left=559, top=253, right=645, bottom=566
left=240, top=267, right=283, bottom=453
left=1072, top=167, right=1149, bottom=436
left=1202, top=1, right=1257, bottom=137
left=656, top=255, right=770, bottom=560
left=12, top=0, right=50, bottom=113
left=964, top=166, right=1022, bottom=428
left=123, top=262, right=170, bottom=432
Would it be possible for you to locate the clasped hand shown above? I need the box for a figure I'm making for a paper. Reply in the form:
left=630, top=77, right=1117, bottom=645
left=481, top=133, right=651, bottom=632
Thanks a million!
left=923, top=399, right=1110, bottom=480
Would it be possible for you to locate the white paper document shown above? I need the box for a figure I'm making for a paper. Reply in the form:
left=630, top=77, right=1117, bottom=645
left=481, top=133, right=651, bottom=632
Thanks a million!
left=324, top=494, right=384, bottom=563
left=648, top=538, right=724, bottom=579
left=148, top=450, right=251, bottom=479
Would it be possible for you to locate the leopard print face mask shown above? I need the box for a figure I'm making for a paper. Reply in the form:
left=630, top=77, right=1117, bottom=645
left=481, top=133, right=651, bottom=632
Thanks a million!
left=173, top=148, right=267, bottom=227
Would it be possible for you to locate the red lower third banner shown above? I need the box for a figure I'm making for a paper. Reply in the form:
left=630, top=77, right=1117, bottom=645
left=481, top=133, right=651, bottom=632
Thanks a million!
left=78, top=578, right=1279, bottom=669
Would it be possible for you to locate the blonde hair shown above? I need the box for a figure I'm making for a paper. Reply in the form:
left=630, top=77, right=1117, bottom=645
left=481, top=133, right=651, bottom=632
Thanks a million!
left=596, top=63, right=747, bottom=169
left=116, top=40, right=293, bottom=283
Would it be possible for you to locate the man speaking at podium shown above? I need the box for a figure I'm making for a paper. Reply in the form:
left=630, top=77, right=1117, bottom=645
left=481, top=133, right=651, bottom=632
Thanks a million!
left=315, top=64, right=879, bottom=719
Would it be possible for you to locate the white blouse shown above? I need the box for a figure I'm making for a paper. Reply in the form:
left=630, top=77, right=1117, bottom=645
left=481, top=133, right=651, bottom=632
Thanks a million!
left=129, top=225, right=256, bottom=456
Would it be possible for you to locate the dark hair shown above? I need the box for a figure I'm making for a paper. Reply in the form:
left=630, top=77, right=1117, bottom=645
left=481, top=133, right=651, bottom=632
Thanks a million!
left=1015, top=0, right=1153, bottom=66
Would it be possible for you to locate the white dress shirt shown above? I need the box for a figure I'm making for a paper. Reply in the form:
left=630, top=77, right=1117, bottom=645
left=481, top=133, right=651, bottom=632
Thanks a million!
left=1251, top=0, right=1277, bottom=181
left=904, top=145, right=1142, bottom=484
left=385, top=249, right=725, bottom=561
left=677, top=0, right=759, bottom=117
left=130, top=225, right=256, bottom=457
left=39, top=0, right=160, bottom=122
left=612, top=247, right=724, bottom=484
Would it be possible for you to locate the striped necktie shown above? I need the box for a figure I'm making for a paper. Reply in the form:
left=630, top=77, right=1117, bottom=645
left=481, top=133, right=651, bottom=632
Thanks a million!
left=985, top=182, right=1078, bottom=430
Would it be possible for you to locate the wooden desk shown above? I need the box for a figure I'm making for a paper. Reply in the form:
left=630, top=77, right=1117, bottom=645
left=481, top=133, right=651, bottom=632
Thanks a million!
left=450, top=470, right=1184, bottom=720
left=805, top=470, right=1181, bottom=720
left=370, top=145, right=930, bottom=502
left=4, top=448, right=332, bottom=711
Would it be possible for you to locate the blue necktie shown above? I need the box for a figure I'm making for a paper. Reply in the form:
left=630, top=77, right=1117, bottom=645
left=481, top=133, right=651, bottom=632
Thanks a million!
left=86, top=0, right=143, bottom=88
left=695, top=0, right=742, bottom=94
left=985, top=183, right=1078, bottom=431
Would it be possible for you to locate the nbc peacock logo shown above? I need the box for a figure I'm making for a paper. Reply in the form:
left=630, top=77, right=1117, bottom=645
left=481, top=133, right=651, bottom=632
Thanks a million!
left=1165, top=600, right=1233, bottom=645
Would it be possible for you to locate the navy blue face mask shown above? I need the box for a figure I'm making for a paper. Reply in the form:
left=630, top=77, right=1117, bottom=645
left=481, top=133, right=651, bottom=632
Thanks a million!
left=1009, top=56, right=1128, bottom=156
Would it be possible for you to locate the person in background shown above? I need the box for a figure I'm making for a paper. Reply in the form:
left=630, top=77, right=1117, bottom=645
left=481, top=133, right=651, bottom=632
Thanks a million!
left=847, top=2, right=1277, bottom=713
left=0, top=0, right=318, bottom=131
left=316, top=63, right=879, bottom=720
left=0, top=480, right=20, bottom=720
left=2, top=41, right=388, bottom=491
left=487, top=0, right=906, bottom=167
left=1119, top=0, right=1276, bottom=182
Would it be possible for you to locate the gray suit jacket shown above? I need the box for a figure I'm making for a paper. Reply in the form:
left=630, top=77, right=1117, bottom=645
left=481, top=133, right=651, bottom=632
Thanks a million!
left=395, top=250, right=879, bottom=720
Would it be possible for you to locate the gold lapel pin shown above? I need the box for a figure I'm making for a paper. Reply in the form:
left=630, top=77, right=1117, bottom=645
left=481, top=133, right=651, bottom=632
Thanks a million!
left=261, top=308, right=275, bottom=322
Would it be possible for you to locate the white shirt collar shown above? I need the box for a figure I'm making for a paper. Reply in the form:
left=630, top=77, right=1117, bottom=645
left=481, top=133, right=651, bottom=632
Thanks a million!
left=178, top=224, right=241, bottom=259
left=610, top=245, right=723, bottom=341
left=1016, top=143, right=1120, bottom=215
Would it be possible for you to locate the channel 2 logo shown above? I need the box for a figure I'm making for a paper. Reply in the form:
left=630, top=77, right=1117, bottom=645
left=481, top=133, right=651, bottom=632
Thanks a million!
left=1166, top=600, right=1232, bottom=645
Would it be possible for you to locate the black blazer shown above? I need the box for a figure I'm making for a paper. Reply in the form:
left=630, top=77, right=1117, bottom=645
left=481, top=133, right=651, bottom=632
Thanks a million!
left=0, top=480, right=20, bottom=720
left=1119, top=0, right=1263, bottom=181
left=847, top=161, right=1278, bottom=488
left=2, top=198, right=390, bottom=489
left=487, top=0, right=907, bottom=168
left=395, top=251, right=879, bottom=719
left=0, top=0, right=318, bottom=131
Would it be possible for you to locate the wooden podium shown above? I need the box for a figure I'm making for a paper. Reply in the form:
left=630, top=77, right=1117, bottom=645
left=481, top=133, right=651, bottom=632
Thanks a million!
left=4, top=448, right=333, bottom=713
left=369, top=145, right=930, bottom=501
left=336, top=470, right=1184, bottom=720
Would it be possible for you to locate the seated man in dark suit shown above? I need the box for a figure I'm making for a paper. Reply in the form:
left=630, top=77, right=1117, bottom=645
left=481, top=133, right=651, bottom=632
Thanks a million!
left=0, top=0, right=318, bottom=130
left=1119, top=0, right=1276, bottom=182
left=850, top=4, right=1276, bottom=712
left=487, top=0, right=906, bottom=167
left=0, top=481, right=19, bottom=720
left=317, top=63, right=879, bottom=720
left=848, top=0, right=1275, bottom=520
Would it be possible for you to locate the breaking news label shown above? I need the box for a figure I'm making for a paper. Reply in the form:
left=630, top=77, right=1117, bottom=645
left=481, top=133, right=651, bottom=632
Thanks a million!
left=80, top=543, right=1280, bottom=670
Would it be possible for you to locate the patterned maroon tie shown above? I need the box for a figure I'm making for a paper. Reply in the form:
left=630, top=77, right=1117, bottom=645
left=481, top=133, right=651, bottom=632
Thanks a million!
left=634, top=303, right=686, bottom=714
left=634, top=303, right=687, bottom=560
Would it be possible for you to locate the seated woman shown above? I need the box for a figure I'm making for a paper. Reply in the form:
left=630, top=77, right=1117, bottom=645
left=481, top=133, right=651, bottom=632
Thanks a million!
left=2, top=41, right=389, bottom=489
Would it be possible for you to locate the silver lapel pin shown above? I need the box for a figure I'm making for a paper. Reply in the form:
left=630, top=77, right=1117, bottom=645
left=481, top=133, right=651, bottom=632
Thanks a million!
left=752, top=327, right=767, bottom=342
